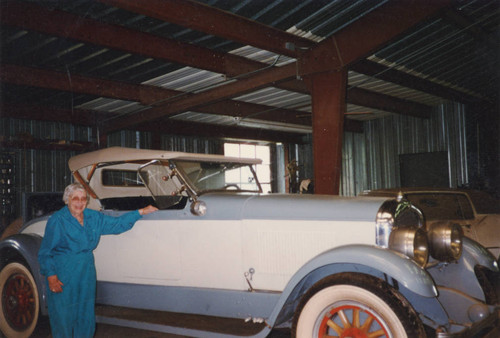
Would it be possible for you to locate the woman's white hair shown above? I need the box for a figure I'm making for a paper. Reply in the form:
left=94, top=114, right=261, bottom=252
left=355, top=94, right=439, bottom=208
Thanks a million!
left=62, top=183, right=88, bottom=204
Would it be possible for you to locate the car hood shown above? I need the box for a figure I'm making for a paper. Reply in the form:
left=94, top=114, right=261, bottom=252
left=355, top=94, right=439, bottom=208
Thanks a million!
left=198, top=193, right=389, bottom=222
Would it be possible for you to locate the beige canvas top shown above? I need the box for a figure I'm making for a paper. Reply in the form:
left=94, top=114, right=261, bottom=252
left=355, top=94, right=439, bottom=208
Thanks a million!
left=68, top=146, right=262, bottom=172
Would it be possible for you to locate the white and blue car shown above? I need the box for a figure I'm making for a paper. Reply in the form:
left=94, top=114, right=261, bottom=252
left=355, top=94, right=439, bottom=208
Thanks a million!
left=1, top=147, right=499, bottom=337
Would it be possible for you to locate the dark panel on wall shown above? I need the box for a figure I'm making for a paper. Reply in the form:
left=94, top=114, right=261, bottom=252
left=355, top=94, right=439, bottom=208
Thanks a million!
left=400, top=151, right=449, bottom=187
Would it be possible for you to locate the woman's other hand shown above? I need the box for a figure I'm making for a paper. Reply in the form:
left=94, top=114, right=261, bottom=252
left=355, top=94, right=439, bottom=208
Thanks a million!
left=139, top=205, right=158, bottom=216
left=48, top=275, right=64, bottom=293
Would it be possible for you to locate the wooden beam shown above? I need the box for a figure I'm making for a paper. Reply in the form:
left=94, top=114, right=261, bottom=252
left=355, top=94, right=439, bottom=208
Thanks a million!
left=298, top=0, right=452, bottom=77
left=99, top=0, right=313, bottom=59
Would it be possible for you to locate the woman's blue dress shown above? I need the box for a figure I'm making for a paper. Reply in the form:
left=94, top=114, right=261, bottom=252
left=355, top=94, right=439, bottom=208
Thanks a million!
left=38, top=206, right=141, bottom=338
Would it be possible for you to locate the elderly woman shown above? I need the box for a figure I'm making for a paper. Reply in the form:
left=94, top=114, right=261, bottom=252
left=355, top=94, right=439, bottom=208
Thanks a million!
left=38, top=183, right=157, bottom=338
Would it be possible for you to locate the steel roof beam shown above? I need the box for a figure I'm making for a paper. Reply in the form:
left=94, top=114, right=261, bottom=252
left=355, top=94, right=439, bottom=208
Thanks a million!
left=298, top=0, right=452, bottom=77
left=0, top=103, right=305, bottom=143
left=101, top=0, right=472, bottom=104
left=0, top=2, right=262, bottom=78
left=351, top=59, right=480, bottom=104
left=347, top=87, right=432, bottom=119
left=99, top=0, right=313, bottom=59
left=1, top=2, right=439, bottom=121
left=0, top=63, right=311, bottom=126
left=1, top=1, right=445, bottom=133
left=101, top=0, right=449, bottom=131
left=101, top=63, right=298, bottom=133
left=0, top=103, right=109, bottom=126
left=0, top=64, right=179, bottom=105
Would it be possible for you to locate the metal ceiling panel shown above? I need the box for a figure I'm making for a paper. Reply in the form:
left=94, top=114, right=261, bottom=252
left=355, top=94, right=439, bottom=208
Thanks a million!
left=1, top=0, right=498, bottom=135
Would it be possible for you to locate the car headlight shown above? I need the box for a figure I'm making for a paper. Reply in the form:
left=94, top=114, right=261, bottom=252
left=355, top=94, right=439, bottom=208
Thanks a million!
left=427, top=222, right=463, bottom=262
left=376, top=198, right=425, bottom=248
left=389, top=228, right=429, bottom=267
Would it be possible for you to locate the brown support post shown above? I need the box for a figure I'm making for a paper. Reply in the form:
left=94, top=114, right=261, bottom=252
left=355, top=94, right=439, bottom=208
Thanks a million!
left=311, top=70, right=347, bottom=195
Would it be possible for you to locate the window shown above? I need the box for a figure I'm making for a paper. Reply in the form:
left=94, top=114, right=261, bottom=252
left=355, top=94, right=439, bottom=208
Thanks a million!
left=406, top=193, right=474, bottom=220
left=224, top=143, right=271, bottom=193
left=102, top=170, right=144, bottom=187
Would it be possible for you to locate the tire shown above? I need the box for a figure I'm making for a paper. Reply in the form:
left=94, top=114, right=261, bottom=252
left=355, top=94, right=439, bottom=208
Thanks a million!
left=0, top=262, right=40, bottom=338
left=292, top=272, right=425, bottom=338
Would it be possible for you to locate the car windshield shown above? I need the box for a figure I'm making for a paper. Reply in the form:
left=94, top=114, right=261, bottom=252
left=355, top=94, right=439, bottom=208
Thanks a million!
left=173, top=160, right=261, bottom=194
left=466, top=190, right=500, bottom=214
left=405, top=193, right=475, bottom=220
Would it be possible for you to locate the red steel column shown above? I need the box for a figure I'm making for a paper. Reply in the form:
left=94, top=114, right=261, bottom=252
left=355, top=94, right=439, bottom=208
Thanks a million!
left=311, top=70, right=347, bottom=195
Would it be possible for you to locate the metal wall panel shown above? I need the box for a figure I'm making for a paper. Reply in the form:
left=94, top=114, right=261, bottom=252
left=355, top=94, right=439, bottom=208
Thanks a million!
left=360, top=102, right=468, bottom=194
left=1, top=118, right=92, bottom=219
left=289, top=102, right=467, bottom=196
left=161, top=135, right=223, bottom=154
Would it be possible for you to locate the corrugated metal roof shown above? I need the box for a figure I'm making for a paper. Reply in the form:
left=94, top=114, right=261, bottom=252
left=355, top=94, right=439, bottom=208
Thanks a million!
left=1, top=0, right=498, bottom=133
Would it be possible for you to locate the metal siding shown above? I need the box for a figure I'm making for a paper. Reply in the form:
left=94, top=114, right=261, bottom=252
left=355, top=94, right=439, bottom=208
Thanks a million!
left=291, top=102, right=468, bottom=197
left=360, top=102, right=468, bottom=193
left=161, top=135, right=223, bottom=154
left=2, top=118, right=91, bottom=217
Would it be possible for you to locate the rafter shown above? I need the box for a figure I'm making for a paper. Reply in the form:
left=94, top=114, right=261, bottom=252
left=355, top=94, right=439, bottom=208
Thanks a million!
left=0, top=103, right=306, bottom=143
left=100, top=63, right=298, bottom=133
left=101, top=0, right=449, bottom=131
left=298, top=0, right=452, bottom=77
left=1, top=1, right=447, bottom=135
left=347, top=87, right=431, bottom=119
left=351, top=60, right=479, bottom=104
left=99, top=0, right=313, bottom=58
left=0, top=1, right=261, bottom=78
left=102, top=0, right=467, bottom=105
left=0, top=64, right=307, bottom=126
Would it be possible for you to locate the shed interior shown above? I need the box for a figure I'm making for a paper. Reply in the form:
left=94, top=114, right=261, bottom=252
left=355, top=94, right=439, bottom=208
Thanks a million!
left=1, top=0, right=499, bottom=229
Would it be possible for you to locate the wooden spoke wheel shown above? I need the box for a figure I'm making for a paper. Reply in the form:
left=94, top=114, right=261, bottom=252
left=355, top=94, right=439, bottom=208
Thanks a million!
left=0, top=262, right=39, bottom=338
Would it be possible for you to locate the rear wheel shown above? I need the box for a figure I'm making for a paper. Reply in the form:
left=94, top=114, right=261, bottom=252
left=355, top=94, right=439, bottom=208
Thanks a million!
left=0, top=262, right=40, bottom=338
left=292, top=273, right=425, bottom=338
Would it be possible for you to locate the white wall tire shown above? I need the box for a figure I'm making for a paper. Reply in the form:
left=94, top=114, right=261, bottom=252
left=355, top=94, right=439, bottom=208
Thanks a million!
left=293, top=273, right=425, bottom=338
left=0, top=262, right=40, bottom=338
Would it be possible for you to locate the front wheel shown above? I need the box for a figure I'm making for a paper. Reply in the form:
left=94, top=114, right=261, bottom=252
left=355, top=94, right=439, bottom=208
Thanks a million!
left=292, top=273, right=425, bottom=338
left=0, top=262, right=40, bottom=338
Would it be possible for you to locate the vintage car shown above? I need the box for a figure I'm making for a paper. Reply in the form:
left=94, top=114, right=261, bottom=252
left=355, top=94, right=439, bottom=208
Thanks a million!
left=360, top=188, right=500, bottom=260
left=1, top=147, right=499, bottom=337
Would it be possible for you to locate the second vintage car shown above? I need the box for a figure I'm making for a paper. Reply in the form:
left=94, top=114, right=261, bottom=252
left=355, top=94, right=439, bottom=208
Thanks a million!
left=360, top=187, right=500, bottom=260
left=1, top=147, right=499, bottom=337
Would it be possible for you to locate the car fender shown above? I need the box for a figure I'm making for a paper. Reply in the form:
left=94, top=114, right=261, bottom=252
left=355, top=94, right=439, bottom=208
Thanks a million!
left=268, top=244, right=437, bottom=327
left=0, top=233, right=47, bottom=314
left=461, top=236, right=498, bottom=271
left=428, top=237, right=498, bottom=302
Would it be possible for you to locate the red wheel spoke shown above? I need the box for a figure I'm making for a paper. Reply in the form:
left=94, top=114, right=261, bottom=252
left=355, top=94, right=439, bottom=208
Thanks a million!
left=3, top=273, right=36, bottom=330
left=319, top=305, right=389, bottom=338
